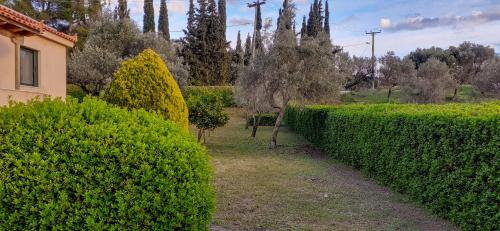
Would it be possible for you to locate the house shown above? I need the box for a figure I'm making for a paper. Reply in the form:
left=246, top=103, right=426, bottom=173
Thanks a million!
left=0, top=4, right=77, bottom=106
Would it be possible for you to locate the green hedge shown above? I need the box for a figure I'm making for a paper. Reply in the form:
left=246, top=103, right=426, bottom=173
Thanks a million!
left=66, top=84, right=87, bottom=101
left=186, top=86, right=235, bottom=107
left=0, top=98, right=214, bottom=230
left=247, top=113, right=278, bottom=126
left=285, top=102, right=500, bottom=230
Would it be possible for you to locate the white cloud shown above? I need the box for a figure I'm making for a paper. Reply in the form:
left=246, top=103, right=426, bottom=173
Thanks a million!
left=380, top=18, right=391, bottom=29
left=336, top=21, right=500, bottom=57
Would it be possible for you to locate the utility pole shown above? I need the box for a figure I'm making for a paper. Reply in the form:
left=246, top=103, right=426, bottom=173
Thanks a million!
left=247, top=0, right=266, bottom=61
left=366, top=30, right=381, bottom=89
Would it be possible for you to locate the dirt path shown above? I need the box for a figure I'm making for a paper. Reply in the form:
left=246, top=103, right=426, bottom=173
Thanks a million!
left=195, top=109, right=458, bottom=231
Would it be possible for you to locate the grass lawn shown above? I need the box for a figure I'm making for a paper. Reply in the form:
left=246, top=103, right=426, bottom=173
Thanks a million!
left=340, top=85, right=488, bottom=104
left=190, top=108, right=458, bottom=231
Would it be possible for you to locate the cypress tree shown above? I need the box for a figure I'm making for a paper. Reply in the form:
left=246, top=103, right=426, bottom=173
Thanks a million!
left=182, top=0, right=230, bottom=85
left=300, top=16, right=307, bottom=38
left=244, top=34, right=252, bottom=66
left=159, top=0, right=170, bottom=40
left=256, top=3, right=262, bottom=31
left=324, top=0, right=330, bottom=37
left=143, top=0, right=155, bottom=33
left=254, top=3, right=264, bottom=53
left=118, top=0, right=129, bottom=19
left=277, top=8, right=282, bottom=30
left=218, top=0, right=226, bottom=39
left=305, top=0, right=327, bottom=38
left=187, top=0, right=196, bottom=31
left=235, top=31, right=244, bottom=64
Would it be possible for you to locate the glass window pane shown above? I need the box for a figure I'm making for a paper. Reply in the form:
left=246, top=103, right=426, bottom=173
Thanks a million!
left=20, top=48, right=37, bottom=87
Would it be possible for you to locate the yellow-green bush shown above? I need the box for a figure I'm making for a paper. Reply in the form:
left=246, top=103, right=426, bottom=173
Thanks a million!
left=105, top=49, right=189, bottom=130
left=0, top=97, right=214, bottom=230
left=285, top=102, right=500, bottom=230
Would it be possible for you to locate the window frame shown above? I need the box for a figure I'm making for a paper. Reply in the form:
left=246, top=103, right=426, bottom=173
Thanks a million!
left=19, top=46, right=39, bottom=87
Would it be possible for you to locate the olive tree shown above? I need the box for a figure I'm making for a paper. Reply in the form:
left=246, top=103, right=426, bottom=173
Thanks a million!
left=448, top=42, right=495, bottom=98
left=263, top=1, right=340, bottom=148
left=235, top=52, right=272, bottom=138
left=68, top=12, right=188, bottom=95
left=474, top=57, right=500, bottom=98
left=379, top=51, right=416, bottom=100
left=400, top=58, right=456, bottom=103
left=68, top=45, right=122, bottom=95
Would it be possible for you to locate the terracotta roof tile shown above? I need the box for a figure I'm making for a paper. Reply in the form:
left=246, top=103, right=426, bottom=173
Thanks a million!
left=0, top=4, right=77, bottom=43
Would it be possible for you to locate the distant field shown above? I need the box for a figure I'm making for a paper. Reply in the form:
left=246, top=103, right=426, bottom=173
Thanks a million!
left=340, top=85, right=490, bottom=104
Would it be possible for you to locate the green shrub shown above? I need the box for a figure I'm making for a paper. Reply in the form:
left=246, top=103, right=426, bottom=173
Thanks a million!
left=187, top=90, right=229, bottom=142
left=285, top=102, right=500, bottom=230
left=246, top=113, right=278, bottom=126
left=186, top=86, right=235, bottom=107
left=0, top=98, right=214, bottom=230
left=66, top=84, right=87, bottom=101
left=105, top=49, right=189, bottom=130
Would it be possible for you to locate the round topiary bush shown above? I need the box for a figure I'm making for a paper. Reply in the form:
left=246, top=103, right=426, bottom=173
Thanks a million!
left=105, top=49, right=189, bottom=130
left=0, top=98, right=214, bottom=230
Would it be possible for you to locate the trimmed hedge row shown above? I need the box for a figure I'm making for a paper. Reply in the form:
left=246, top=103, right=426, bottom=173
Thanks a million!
left=186, top=86, right=236, bottom=107
left=247, top=113, right=278, bottom=126
left=285, top=102, right=500, bottom=230
left=0, top=98, right=214, bottom=230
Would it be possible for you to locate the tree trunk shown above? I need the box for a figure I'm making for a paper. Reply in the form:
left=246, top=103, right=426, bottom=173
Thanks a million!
left=387, top=86, right=392, bottom=101
left=197, top=129, right=203, bottom=142
left=452, top=87, right=458, bottom=100
left=245, top=112, right=249, bottom=129
left=251, top=114, right=261, bottom=138
left=270, top=108, right=285, bottom=149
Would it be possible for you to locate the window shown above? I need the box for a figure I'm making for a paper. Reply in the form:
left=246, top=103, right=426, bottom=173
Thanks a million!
left=20, top=47, right=38, bottom=87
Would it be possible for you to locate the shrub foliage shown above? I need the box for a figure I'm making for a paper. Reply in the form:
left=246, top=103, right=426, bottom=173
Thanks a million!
left=105, top=49, right=189, bottom=130
left=285, top=102, right=500, bottom=230
left=186, top=86, right=236, bottom=107
left=187, top=90, right=229, bottom=143
left=0, top=98, right=214, bottom=230
left=246, top=113, right=278, bottom=126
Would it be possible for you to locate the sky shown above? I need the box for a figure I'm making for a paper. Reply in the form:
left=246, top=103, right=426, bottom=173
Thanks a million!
left=116, top=0, right=500, bottom=57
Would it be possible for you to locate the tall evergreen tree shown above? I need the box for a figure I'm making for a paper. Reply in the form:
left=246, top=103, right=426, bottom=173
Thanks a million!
left=300, top=16, right=307, bottom=38
left=209, top=0, right=230, bottom=84
left=187, top=0, right=196, bottom=31
left=254, top=2, right=264, bottom=54
left=218, top=0, right=226, bottom=39
left=324, top=0, right=330, bottom=37
left=235, top=31, right=244, bottom=64
left=118, top=0, right=129, bottom=19
left=256, top=3, right=262, bottom=31
left=158, top=0, right=170, bottom=40
left=305, top=0, right=325, bottom=37
left=244, top=34, right=252, bottom=66
left=143, top=0, right=155, bottom=33
left=182, top=0, right=230, bottom=85
left=277, top=8, right=282, bottom=30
